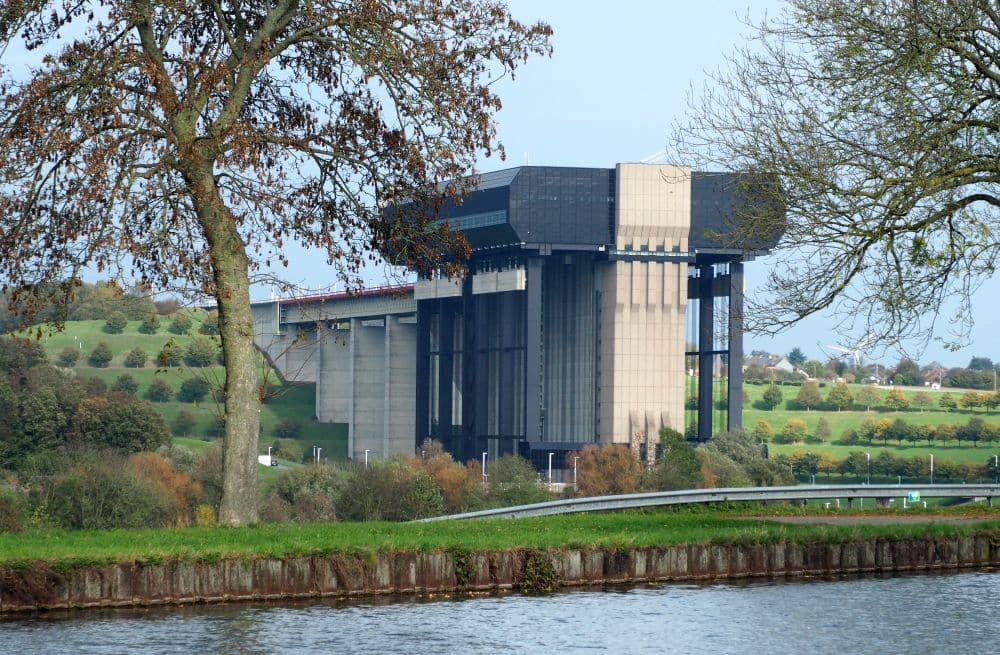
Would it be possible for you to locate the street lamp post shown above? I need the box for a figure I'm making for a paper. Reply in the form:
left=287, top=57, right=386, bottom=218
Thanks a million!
left=866, top=452, right=871, bottom=485
left=364, top=449, right=370, bottom=468
left=573, top=456, right=580, bottom=488
left=930, top=453, right=934, bottom=484
left=994, top=455, right=998, bottom=484
left=482, top=452, right=488, bottom=485
left=312, top=445, right=318, bottom=464
left=548, top=452, right=554, bottom=486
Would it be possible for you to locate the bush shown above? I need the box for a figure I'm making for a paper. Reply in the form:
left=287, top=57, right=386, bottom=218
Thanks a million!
left=775, top=419, right=808, bottom=444
left=337, top=460, right=444, bottom=521
left=87, top=341, right=114, bottom=367
left=570, top=444, right=642, bottom=496
left=0, top=489, right=26, bottom=533
left=127, top=452, right=203, bottom=525
left=199, top=311, right=220, bottom=335
left=56, top=346, right=80, bottom=367
left=110, top=373, right=139, bottom=395
left=172, top=409, right=197, bottom=437
left=168, top=312, right=192, bottom=335
left=146, top=377, right=173, bottom=402
left=103, top=311, right=128, bottom=334
left=761, top=384, right=783, bottom=410
left=156, top=339, right=183, bottom=367
left=486, top=454, right=550, bottom=506
left=138, top=313, right=160, bottom=334
left=178, top=377, right=211, bottom=403
left=123, top=346, right=147, bottom=368
left=184, top=336, right=216, bottom=367
left=751, top=420, right=774, bottom=441
left=71, top=394, right=170, bottom=453
left=273, top=418, right=303, bottom=439
left=646, top=428, right=702, bottom=491
left=264, top=464, right=347, bottom=523
left=47, top=453, right=169, bottom=529
left=815, top=416, right=832, bottom=441
left=270, top=438, right=303, bottom=462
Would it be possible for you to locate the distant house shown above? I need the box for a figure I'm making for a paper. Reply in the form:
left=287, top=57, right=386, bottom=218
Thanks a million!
left=922, top=363, right=946, bottom=388
left=771, top=357, right=796, bottom=374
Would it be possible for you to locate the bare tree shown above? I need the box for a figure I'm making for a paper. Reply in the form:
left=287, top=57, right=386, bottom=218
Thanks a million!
left=0, top=1, right=551, bottom=524
left=675, top=0, right=1000, bottom=351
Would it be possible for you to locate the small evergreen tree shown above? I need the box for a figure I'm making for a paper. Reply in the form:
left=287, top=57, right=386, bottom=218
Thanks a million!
left=939, top=393, right=957, bottom=411
left=156, top=340, right=183, bottom=367
left=826, top=382, right=853, bottom=411
left=123, top=347, right=147, bottom=369
left=172, top=409, right=197, bottom=437
left=138, top=313, right=160, bottom=334
left=178, top=377, right=210, bottom=403
left=199, top=311, right=220, bottom=335
left=168, top=313, right=192, bottom=335
left=56, top=346, right=80, bottom=367
left=762, top=384, right=783, bottom=410
left=111, top=373, right=139, bottom=395
left=814, top=416, right=832, bottom=441
left=87, top=341, right=113, bottom=367
left=146, top=377, right=173, bottom=402
left=103, top=311, right=128, bottom=334
left=751, top=419, right=774, bottom=442
left=795, top=381, right=822, bottom=410
left=184, top=336, right=216, bottom=368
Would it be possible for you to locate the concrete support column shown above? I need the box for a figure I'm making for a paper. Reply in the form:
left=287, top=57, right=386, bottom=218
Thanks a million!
left=461, top=276, right=477, bottom=456
left=697, top=264, right=714, bottom=443
left=727, top=261, right=744, bottom=431
left=415, top=301, right=431, bottom=449
left=437, top=299, right=455, bottom=456
left=525, top=257, right=544, bottom=442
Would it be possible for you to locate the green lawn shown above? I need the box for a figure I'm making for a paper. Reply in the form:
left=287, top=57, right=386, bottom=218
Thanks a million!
left=2, top=508, right=999, bottom=567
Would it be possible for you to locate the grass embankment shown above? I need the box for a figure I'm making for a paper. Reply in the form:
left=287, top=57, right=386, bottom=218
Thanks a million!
left=25, top=316, right=347, bottom=459
left=2, top=508, right=999, bottom=569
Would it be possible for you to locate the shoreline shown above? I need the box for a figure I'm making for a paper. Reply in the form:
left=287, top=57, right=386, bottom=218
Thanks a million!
left=3, top=531, right=999, bottom=614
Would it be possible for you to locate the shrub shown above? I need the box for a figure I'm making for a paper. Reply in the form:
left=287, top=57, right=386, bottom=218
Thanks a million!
left=273, top=418, right=303, bottom=439
left=103, top=311, right=128, bottom=334
left=172, top=409, right=197, bottom=437
left=56, top=346, right=80, bottom=367
left=138, top=313, right=160, bottom=334
left=110, top=373, right=139, bottom=395
left=87, top=341, right=114, bottom=367
left=71, top=394, right=170, bottom=453
left=264, top=464, right=347, bottom=523
left=270, top=438, right=303, bottom=462
left=646, top=428, right=702, bottom=491
left=751, top=420, right=774, bottom=441
left=156, top=339, right=183, bottom=367
left=123, top=346, right=147, bottom=368
left=794, top=381, right=822, bottom=410
left=184, top=336, right=216, bottom=367
left=168, top=312, right=192, bottom=335
left=0, top=489, right=26, bottom=533
left=47, top=453, right=169, bottom=529
left=570, top=443, right=642, bottom=496
left=178, top=377, right=210, bottom=403
left=199, top=311, right=220, bottom=335
left=337, top=460, right=444, bottom=521
left=486, top=454, right=550, bottom=506
left=146, top=377, right=173, bottom=402
left=777, top=418, right=808, bottom=443
left=127, top=452, right=203, bottom=525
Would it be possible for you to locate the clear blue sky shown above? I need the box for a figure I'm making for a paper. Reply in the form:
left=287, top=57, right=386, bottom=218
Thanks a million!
left=6, top=1, right=997, bottom=367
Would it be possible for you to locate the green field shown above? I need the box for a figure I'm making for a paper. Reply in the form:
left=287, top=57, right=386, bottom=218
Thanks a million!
left=2, top=508, right=999, bottom=566
left=23, top=316, right=347, bottom=461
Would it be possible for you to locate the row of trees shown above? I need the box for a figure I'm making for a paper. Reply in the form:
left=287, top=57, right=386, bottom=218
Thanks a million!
left=56, top=337, right=221, bottom=369
left=757, top=382, right=1000, bottom=414
left=105, top=311, right=219, bottom=337
left=774, top=450, right=996, bottom=485
left=756, top=414, right=1000, bottom=449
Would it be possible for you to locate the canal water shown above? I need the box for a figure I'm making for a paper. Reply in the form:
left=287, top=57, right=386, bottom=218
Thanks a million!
left=2, top=571, right=997, bottom=654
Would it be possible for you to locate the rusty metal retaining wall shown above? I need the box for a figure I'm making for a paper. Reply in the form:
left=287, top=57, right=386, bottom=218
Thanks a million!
left=2, top=536, right=998, bottom=613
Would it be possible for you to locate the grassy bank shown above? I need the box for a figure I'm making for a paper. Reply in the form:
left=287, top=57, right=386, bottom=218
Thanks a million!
left=2, top=509, right=1000, bottom=569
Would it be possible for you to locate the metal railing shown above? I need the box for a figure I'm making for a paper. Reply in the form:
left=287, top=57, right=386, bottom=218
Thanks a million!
left=416, top=484, right=1000, bottom=521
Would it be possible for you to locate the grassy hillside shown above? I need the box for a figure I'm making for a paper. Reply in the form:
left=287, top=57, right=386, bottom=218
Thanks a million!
left=24, top=314, right=347, bottom=460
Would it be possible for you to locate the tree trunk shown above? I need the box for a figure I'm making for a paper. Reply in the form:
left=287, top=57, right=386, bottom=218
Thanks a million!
left=189, top=165, right=260, bottom=526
